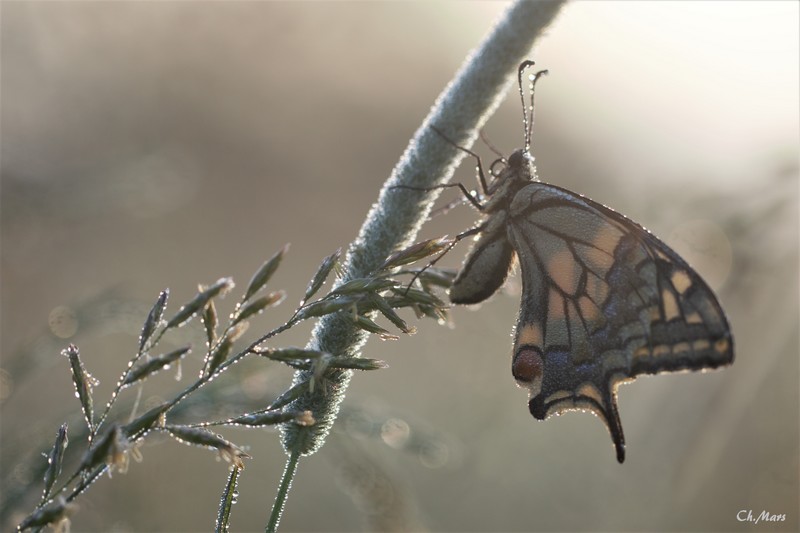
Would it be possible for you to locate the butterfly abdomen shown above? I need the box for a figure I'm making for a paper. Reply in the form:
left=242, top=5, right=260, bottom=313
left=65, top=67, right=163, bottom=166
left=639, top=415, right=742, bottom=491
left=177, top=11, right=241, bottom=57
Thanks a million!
left=449, top=215, right=515, bottom=305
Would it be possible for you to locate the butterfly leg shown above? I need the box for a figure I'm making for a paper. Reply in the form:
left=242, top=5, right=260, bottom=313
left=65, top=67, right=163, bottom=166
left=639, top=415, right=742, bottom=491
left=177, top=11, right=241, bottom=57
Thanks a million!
left=478, top=129, right=505, bottom=160
left=401, top=222, right=488, bottom=294
left=430, top=195, right=471, bottom=219
left=430, top=125, right=492, bottom=197
left=390, top=183, right=484, bottom=211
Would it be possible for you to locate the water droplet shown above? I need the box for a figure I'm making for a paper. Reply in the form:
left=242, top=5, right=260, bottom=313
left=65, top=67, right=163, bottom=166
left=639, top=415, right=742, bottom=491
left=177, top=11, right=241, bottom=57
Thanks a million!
left=380, top=418, right=410, bottom=449
left=418, top=441, right=450, bottom=469
left=668, top=219, right=733, bottom=290
left=0, top=368, right=13, bottom=401
left=48, top=305, right=78, bottom=339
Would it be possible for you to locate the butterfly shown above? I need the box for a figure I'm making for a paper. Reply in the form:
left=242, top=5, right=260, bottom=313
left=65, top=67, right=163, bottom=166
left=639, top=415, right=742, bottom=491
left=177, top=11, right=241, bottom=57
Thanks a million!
left=444, top=60, right=734, bottom=463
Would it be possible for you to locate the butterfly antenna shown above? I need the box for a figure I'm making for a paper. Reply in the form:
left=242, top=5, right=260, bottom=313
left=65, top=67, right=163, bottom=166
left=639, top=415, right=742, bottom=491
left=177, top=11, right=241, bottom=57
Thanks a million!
left=517, top=61, right=549, bottom=154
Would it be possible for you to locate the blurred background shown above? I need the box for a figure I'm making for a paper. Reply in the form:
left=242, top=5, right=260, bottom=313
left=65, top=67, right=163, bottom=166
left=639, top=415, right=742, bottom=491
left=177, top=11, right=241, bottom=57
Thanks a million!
left=1, top=1, right=797, bottom=531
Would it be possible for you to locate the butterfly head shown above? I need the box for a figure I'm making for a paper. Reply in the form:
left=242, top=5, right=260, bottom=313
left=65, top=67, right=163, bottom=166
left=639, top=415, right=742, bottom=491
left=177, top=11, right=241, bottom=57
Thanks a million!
left=507, top=149, right=527, bottom=172
left=487, top=148, right=538, bottom=198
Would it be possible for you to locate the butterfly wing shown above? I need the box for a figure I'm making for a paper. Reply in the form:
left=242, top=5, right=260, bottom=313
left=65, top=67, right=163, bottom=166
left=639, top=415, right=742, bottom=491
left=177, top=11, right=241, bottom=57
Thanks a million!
left=506, top=182, right=734, bottom=462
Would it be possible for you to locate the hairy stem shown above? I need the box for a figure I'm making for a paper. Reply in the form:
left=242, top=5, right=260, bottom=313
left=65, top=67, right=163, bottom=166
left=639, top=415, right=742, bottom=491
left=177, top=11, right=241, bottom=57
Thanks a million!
left=274, top=0, right=565, bottom=526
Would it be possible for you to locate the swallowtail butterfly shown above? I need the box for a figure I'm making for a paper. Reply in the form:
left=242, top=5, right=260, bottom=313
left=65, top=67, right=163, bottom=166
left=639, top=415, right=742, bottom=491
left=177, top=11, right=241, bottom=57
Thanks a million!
left=447, top=61, right=734, bottom=463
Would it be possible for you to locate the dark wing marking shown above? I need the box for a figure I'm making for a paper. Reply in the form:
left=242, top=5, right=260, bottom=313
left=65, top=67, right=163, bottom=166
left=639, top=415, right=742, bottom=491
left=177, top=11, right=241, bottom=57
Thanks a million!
left=507, top=182, right=733, bottom=462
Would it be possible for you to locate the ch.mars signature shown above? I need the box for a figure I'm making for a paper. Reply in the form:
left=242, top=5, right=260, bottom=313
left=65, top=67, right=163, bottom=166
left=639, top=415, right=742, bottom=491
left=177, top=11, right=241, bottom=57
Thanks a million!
left=737, top=510, right=787, bottom=524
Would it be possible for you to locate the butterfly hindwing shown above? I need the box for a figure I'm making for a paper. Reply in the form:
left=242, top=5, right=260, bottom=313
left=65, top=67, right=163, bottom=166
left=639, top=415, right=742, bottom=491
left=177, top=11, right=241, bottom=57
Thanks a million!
left=505, top=182, right=733, bottom=462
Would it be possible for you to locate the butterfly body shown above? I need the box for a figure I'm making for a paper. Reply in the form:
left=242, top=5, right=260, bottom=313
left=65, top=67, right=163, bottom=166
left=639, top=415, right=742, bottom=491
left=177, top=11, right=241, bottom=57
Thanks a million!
left=448, top=141, right=733, bottom=462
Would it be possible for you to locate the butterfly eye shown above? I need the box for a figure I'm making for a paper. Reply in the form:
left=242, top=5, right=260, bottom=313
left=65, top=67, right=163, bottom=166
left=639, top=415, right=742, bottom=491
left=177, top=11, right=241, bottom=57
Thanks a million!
left=489, top=157, right=507, bottom=178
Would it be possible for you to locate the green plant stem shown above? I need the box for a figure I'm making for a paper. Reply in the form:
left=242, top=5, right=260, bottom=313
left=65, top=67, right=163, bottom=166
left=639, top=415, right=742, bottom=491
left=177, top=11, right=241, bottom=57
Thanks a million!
left=266, top=449, right=300, bottom=533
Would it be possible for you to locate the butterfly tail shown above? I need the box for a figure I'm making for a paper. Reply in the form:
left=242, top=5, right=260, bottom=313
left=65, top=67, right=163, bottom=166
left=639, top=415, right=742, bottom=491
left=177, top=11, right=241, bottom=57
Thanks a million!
left=603, top=387, right=626, bottom=463
left=527, top=381, right=627, bottom=463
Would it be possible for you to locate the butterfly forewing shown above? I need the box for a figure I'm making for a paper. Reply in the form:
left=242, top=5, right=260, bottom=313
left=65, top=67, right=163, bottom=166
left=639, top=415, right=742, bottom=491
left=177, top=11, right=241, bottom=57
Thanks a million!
left=503, top=183, right=733, bottom=462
